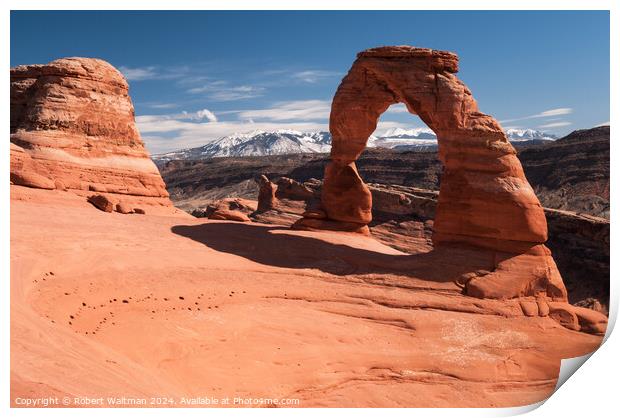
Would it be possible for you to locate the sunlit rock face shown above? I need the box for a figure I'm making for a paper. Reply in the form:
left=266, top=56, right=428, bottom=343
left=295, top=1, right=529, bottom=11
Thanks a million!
left=10, top=57, right=173, bottom=209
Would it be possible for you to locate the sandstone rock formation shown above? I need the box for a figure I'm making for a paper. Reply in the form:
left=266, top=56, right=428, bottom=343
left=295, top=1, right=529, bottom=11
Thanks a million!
left=209, top=210, right=251, bottom=222
left=296, top=46, right=566, bottom=302
left=87, top=194, right=114, bottom=213
left=115, top=202, right=134, bottom=214
left=192, top=198, right=256, bottom=222
left=10, top=143, right=57, bottom=190
left=10, top=57, right=175, bottom=213
left=275, top=177, right=318, bottom=201
left=256, top=175, right=277, bottom=212
left=369, top=183, right=437, bottom=220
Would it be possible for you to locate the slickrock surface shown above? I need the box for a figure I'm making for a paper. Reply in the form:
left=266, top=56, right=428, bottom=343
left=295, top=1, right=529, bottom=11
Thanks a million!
left=297, top=46, right=564, bottom=301
left=10, top=57, right=178, bottom=215
left=10, top=187, right=603, bottom=407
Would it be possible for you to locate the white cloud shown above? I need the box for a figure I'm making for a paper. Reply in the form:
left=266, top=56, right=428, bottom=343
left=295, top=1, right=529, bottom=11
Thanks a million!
left=119, top=65, right=191, bottom=82
left=145, top=102, right=179, bottom=110
left=137, top=108, right=218, bottom=127
left=291, top=70, right=341, bottom=83
left=373, top=120, right=427, bottom=136
left=187, top=82, right=265, bottom=101
left=597, top=121, right=610, bottom=126
left=187, top=80, right=228, bottom=94
left=385, top=103, right=409, bottom=114
left=538, top=121, right=572, bottom=129
left=195, top=109, right=218, bottom=122
left=118, top=66, right=158, bottom=81
left=235, top=100, right=331, bottom=121
left=500, top=107, right=573, bottom=124
left=536, top=108, right=573, bottom=117
left=176, top=75, right=212, bottom=86
left=209, top=86, right=265, bottom=102
left=136, top=101, right=329, bottom=139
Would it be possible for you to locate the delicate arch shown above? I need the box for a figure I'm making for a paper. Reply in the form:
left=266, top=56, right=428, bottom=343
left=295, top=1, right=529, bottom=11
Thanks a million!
left=296, top=46, right=567, bottom=301
left=324, top=46, right=547, bottom=248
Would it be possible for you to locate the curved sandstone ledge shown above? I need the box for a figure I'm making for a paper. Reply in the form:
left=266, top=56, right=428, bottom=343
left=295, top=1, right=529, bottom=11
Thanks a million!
left=11, top=141, right=161, bottom=177
left=11, top=130, right=154, bottom=162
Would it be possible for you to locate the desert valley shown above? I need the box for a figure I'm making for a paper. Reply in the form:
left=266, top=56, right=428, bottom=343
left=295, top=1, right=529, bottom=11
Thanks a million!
left=10, top=47, right=609, bottom=409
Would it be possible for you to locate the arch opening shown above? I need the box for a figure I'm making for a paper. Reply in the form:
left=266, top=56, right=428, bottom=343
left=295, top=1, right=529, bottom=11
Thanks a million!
left=364, top=105, right=442, bottom=252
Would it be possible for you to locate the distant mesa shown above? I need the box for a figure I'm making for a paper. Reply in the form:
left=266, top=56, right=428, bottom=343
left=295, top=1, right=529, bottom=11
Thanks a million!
left=10, top=57, right=177, bottom=215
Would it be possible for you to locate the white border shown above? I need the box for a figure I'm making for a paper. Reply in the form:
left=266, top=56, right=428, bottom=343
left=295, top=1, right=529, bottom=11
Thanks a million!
left=2, top=1, right=616, bottom=417
left=3, top=0, right=616, bottom=11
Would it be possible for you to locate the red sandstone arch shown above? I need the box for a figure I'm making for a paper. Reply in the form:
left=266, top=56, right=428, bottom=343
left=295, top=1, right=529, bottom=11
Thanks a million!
left=298, top=46, right=567, bottom=301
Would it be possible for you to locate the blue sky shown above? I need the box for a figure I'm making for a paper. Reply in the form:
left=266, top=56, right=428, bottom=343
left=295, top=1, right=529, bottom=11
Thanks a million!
left=11, top=11, right=610, bottom=153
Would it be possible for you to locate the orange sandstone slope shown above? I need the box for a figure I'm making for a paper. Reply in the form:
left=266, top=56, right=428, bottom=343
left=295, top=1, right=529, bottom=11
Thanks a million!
left=10, top=191, right=604, bottom=407
left=10, top=56, right=605, bottom=408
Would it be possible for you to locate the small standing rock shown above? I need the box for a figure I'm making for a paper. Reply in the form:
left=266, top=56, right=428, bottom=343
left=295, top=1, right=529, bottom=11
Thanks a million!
left=256, top=175, right=278, bottom=212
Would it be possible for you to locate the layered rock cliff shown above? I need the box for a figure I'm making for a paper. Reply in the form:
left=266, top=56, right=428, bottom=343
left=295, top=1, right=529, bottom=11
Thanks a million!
left=10, top=57, right=176, bottom=214
left=519, top=125, right=609, bottom=218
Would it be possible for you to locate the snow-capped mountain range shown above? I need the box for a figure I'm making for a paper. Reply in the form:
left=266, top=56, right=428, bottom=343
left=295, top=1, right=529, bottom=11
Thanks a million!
left=504, top=128, right=558, bottom=142
left=152, top=128, right=557, bottom=162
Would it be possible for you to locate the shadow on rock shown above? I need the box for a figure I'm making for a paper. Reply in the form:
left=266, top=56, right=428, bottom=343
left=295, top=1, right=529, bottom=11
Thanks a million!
left=171, top=222, right=497, bottom=283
